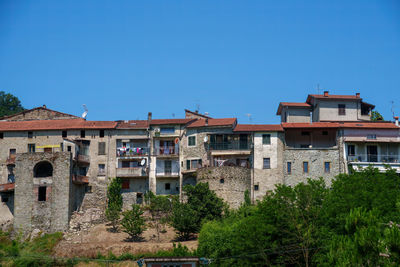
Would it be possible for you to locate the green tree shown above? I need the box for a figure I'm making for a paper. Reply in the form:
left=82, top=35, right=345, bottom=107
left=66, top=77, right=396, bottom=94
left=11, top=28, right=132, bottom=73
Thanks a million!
left=106, top=178, right=123, bottom=232
left=0, top=91, right=25, bottom=117
left=148, top=195, right=173, bottom=241
left=170, top=201, right=199, bottom=240
left=121, top=204, right=147, bottom=241
left=371, top=110, right=384, bottom=121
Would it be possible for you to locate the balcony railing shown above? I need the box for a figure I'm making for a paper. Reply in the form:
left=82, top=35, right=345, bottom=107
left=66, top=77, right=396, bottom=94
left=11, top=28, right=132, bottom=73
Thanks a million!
left=348, top=154, right=400, bottom=163
left=156, top=170, right=180, bottom=177
left=116, top=167, right=148, bottom=177
left=208, top=142, right=251, bottom=150
left=154, top=146, right=179, bottom=156
left=116, top=147, right=149, bottom=157
left=75, top=154, right=90, bottom=163
left=0, top=182, right=15, bottom=192
left=72, top=174, right=89, bottom=184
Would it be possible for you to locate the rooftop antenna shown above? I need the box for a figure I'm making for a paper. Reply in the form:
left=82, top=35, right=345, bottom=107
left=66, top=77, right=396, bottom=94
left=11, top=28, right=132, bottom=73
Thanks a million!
left=196, top=103, right=200, bottom=113
left=82, top=104, right=88, bottom=120
left=391, top=101, right=395, bottom=118
left=246, top=113, right=252, bottom=122
left=317, top=83, right=320, bottom=94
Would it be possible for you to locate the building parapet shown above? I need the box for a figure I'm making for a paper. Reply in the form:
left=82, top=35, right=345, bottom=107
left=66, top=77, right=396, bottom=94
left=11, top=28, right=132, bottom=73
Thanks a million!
left=116, top=167, right=148, bottom=177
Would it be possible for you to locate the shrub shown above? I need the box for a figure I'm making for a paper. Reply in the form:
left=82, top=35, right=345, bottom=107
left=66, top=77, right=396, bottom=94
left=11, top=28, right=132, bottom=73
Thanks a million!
left=121, top=205, right=147, bottom=241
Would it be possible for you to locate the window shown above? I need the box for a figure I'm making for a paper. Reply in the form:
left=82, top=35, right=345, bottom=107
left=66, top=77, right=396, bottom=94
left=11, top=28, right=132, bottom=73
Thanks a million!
left=263, top=158, right=271, bottom=169
left=187, top=159, right=202, bottom=170
left=262, top=134, right=271, bottom=145
left=188, top=136, right=196, bottom=146
left=98, top=164, right=105, bottom=175
left=122, top=179, right=130, bottom=189
left=122, top=161, right=130, bottom=168
left=367, top=134, right=377, bottom=140
left=80, top=130, right=85, bottom=138
left=60, top=143, right=64, bottom=151
left=160, top=127, right=174, bottom=134
left=186, top=160, right=190, bottom=170
left=254, top=185, right=259, bottom=191
left=338, top=104, right=346, bottom=115
left=38, top=187, right=46, bottom=201
left=85, top=185, right=92, bottom=193
left=99, top=130, right=105, bottom=138
left=67, top=146, right=72, bottom=152
left=165, top=183, right=171, bottom=190
left=303, top=162, right=309, bottom=173
left=324, top=162, right=331, bottom=173
left=322, top=131, right=328, bottom=136
left=0, top=132, right=3, bottom=139
left=301, top=131, right=310, bottom=136
left=164, top=160, right=172, bottom=174
left=62, top=131, right=67, bottom=138
left=300, top=144, right=310, bottom=148
left=220, top=178, right=224, bottom=184
left=28, top=144, right=36, bottom=153
left=34, top=161, right=53, bottom=177
left=28, top=131, right=33, bottom=138
left=98, top=142, right=106, bottom=155
left=9, top=149, right=16, bottom=156
left=348, top=145, right=355, bottom=156
left=287, top=162, right=292, bottom=174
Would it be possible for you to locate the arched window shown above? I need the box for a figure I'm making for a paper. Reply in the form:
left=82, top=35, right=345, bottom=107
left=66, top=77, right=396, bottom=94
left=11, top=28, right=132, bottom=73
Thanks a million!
left=33, top=161, right=53, bottom=177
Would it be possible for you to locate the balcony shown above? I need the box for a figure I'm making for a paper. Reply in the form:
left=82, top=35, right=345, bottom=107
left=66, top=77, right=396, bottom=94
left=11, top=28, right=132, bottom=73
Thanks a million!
left=117, top=147, right=149, bottom=157
left=156, top=170, right=180, bottom=177
left=154, top=146, right=179, bottom=157
left=72, top=174, right=89, bottom=185
left=6, top=155, right=16, bottom=165
left=208, top=141, right=252, bottom=151
left=348, top=154, right=400, bottom=164
left=116, top=167, right=148, bottom=177
left=75, top=154, right=90, bottom=164
left=0, top=183, right=15, bottom=192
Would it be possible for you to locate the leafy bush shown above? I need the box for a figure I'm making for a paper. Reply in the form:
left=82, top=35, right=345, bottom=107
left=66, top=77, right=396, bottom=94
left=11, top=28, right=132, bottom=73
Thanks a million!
left=106, top=177, right=122, bottom=231
left=121, top=204, right=147, bottom=241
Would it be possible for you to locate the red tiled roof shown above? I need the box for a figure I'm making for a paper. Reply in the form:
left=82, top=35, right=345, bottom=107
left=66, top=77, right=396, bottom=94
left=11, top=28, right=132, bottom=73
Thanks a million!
left=306, top=94, right=361, bottom=103
left=338, top=122, right=399, bottom=129
left=276, top=102, right=311, bottom=115
left=234, top=124, right=283, bottom=132
left=0, top=106, right=79, bottom=120
left=187, top=118, right=237, bottom=128
left=282, top=122, right=340, bottom=128
left=116, top=120, right=148, bottom=129
left=150, top=119, right=196, bottom=125
left=184, top=109, right=212, bottom=119
left=0, top=119, right=117, bottom=132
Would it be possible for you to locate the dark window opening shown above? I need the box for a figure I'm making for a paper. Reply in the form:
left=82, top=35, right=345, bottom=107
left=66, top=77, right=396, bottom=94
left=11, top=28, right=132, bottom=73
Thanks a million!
left=122, top=179, right=130, bottom=189
left=98, top=142, right=106, bottom=155
left=28, top=144, right=36, bottom=153
left=262, top=134, right=271, bottom=145
left=287, top=162, right=292, bottom=174
left=186, top=160, right=190, bottom=170
left=0, top=132, right=3, bottom=139
left=67, top=146, right=72, bottom=152
left=188, top=136, right=196, bottom=146
left=338, top=104, right=346, bottom=115
left=220, top=178, right=224, bottom=184
left=263, top=158, right=271, bottom=169
left=165, top=183, right=171, bottom=190
left=28, top=131, right=33, bottom=138
left=38, top=187, right=46, bottom=201
left=301, top=131, right=310, bottom=136
left=322, top=131, right=328, bottom=135
left=34, top=161, right=53, bottom=177
left=324, top=162, right=331, bottom=173
left=100, top=130, right=105, bottom=138
left=80, top=130, right=85, bottom=138
left=254, top=185, right=259, bottom=191
left=62, top=131, right=67, bottom=138
left=348, top=145, right=355, bottom=156
left=9, top=149, right=16, bottom=156
left=85, top=185, right=92, bottom=193
left=303, top=162, right=309, bottom=173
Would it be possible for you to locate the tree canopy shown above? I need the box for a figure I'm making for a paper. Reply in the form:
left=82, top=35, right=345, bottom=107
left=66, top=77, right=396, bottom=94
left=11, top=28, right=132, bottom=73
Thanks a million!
left=0, top=91, right=25, bottom=117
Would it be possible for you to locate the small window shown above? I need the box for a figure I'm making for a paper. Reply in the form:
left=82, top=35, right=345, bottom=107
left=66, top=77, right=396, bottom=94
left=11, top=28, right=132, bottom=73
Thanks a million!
left=98, top=164, right=105, bottom=175
left=80, top=130, right=85, bottom=138
left=186, top=160, right=190, bottom=170
left=1, top=196, right=8, bottom=202
left=85, top=185, right=92, bottom=193
left=28, top=144, right=36, bottom=153
left=122, top=179, right=130, bottom=189
left=301, top=131, right=310, bottom=136
left=188, top=136, right=196, bottom=146
left=67, top=146, right=72, bottom=152
left=0, top=132, right=3, bottom=139
left=322, top=131, right=328, bottom=136
left=263, top=158, right=271, bottom=169
left=38, top=187, right=46, bottom=201
left=122, top=161, right=130, bottom=168
left=220, top=178, right=224, bottom=184
left=287, top=162, right=292, bottom=174
left=28, top=131, right=33, bottom=138
left=9, top=149, right=16, bottom=155
left=160, top=127, right=175, bottom=134
left=99, top=130, right=105, bottom=138
left=324, top=162, right=331, bottom=173
left=348, top=145, right=355, bottom=156
left=367, top=134, right=377, bottom=140
left=62, top=131, right=67, bottom=138
left=338, top=104, right=346, bottom=115
left=165, top=183, right=171, bottom=190
left=262, top=134, right=271, bottom=145
left=303, top=162, right=309, bottom=173
left=98, top=142, right=106, bottom=155
left=60, top=143, right=64, bottom=151
left=254, top=185, right=259, bottom=191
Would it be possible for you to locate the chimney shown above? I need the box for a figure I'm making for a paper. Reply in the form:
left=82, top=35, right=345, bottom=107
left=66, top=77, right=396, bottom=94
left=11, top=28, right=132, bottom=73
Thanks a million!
left=356, top=93, right=360, bottom=98
left=395, top=116, right=399, bottom=127
left=323, top=91, right=329, bottom=97
left=205, top=118, right=208, bottom=126
left=147, top=112, right=152, bottom=122
left=43, top=104, right=47, bottom=108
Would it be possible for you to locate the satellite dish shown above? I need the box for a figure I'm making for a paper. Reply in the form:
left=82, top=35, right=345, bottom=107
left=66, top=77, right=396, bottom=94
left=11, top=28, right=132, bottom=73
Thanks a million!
left=204, top=136, right=209, bottom=142
left=140, top=159, right=146, bottom=166
left=82, top=104, right=88, bottom=120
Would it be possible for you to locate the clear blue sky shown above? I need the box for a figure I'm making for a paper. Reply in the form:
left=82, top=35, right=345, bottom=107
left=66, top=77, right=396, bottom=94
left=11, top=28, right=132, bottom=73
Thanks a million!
left=0, top=0, right=399, bottom=123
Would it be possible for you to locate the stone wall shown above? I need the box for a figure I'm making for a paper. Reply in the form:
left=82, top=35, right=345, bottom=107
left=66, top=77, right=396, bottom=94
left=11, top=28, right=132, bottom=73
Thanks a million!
left=283, top=148, right=340, bottom=187
left=197, top=166, right=251, bottom=209
left=14, top=152, right=72, bottom=233
left=3, top=107, right=78, bottom=121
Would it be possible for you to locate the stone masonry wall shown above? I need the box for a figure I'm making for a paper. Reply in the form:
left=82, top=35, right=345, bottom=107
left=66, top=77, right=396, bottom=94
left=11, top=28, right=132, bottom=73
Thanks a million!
left=197, top=166, right=251, bottom=209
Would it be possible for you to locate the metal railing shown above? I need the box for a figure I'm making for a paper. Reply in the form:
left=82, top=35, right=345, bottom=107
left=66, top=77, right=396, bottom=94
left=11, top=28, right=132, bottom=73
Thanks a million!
left=116, top=167, right=148, bottom=177
left=76, top=154, right=90, bottom=163
left=154, top=146, right=179, bottom=156
left=208, top=141, right=252, bottom=150
left=116, top=147, right=149, bottom=157
left=348, top=154, right=400, bottom=163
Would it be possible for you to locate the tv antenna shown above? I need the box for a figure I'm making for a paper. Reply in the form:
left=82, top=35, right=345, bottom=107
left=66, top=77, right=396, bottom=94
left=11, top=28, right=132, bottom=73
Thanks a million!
left=196, top=103, right=200, bottom=113
left=391, top=101, right=395, bottom=118
left=317, top=83, right=320, bottom=94
left=246, top=113, right=252, bottom=122
left=82, top=104, right=88, bottom=120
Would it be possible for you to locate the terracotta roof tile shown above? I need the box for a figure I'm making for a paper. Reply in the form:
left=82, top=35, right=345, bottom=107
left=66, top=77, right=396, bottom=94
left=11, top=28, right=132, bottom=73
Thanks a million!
left=282, top=122, right=340, bottom=128
left=338, top=122, right=399, bottom=129
left=116, top=120, right=148, bottom=129
left=0, top=119, right=117, bottom=132
left=234, top=124, right=283, bottom=132
left=187, top=118, right=237, bottom=128
left=277, top=102, right=311, bottom=115
left=150, top=119, right=196, bottom=125
left=0, top=106, right=79, bottom=120
left=306, top=94, right=361, bottom=104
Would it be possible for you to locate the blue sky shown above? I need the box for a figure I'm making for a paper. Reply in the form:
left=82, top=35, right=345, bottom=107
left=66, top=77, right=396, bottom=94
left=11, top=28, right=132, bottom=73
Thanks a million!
left=0, top=0, right=399, bottom=123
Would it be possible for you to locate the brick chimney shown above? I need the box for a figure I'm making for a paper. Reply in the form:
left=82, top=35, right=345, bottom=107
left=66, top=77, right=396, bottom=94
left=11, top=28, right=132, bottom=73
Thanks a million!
left=323, top=91, right=329, bottom=97
left=147, top=112, right=152, bottom=122
left=42, top=104, right=47, bottom=109
left=356, top=93, right=360, bottom=98
left=395, top=116, right=399, bottom=127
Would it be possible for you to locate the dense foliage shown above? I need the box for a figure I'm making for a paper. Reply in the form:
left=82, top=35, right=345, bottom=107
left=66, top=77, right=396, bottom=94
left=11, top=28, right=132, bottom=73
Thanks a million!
left=0, top=91, right=25, bottom=117
left=145, top=191, right=173, bottom=241
left=198, top=168, right=400, bottom=266
left=371, top=110, right=384, bottom=121
left=105, top=177, right=123, bottom=231
left=121, top=204, right=147, bottom=241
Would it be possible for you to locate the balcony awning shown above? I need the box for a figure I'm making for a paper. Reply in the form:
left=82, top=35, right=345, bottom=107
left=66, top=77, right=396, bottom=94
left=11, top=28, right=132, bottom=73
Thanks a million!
left=344, top=137, right=400, bottom=143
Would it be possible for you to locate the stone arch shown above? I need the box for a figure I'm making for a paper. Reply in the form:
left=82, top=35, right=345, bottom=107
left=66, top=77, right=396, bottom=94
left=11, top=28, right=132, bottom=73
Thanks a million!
left=33, top=161, right=53, bottom=177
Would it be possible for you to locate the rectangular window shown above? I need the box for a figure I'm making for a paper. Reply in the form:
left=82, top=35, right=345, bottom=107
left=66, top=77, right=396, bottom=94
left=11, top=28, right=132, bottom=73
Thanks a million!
left=121, top=179, right=130, bottom=189
left=287, top=162, right=292, bottom=174
left=263, top=158, right=271, bottom=169
left=188, top=136, right=196, bottom=146
left=262, top=134, right=271, bottom=145
left=322, top=131, right=328, bottom=136
left=186, top=160, right=190, bottom=170
left=80, top=130, right=85, bottom=138
left=28, top=144, right=36, bottom=153
left=38, top=187, right=46, bottom=201
left=62, top=131, right=67, bottom=138
left=98, top=142, right=106, bottom=155
left=254, top=185, right=259, bottom=191
left=9, top=149, right=16, bottom=156
left=28, top=131, right=33, bottom=138
left=60, top=143, right=64, bottom=151
left=0, top=132, right=3, bottom=139
left=165, top=183, right=171, bottom=190
left=301, top=131, right=310, bottom=136
left=367, top=134, right=377, bottom=140
left=164, top=160, right=172, bottom=174
left=338, top=104, right=346, bottom=115
left=122, top=161, right=130, bottom=168
left=98, top=164, right=105, bottom=175
left=324, top=162, right=331, bottom=173
left=191, top=159, right=201, bottom=169
left=99, top=130, right=105, bottom=138
left=348, top=145, right=355, bottom=156
left=303, top=162, right=309, bottom=173
left=67, top=146, right=72, bottom=152
left=160, top=127, right=175, bottom=134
